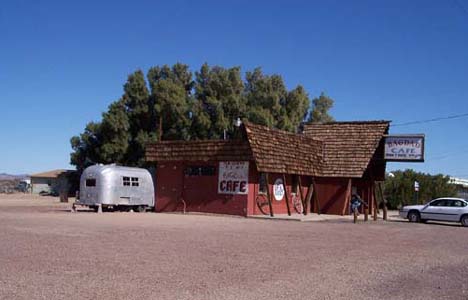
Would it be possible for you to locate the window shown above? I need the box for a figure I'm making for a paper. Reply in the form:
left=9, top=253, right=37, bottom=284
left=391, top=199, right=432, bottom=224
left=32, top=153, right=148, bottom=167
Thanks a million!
left=259, top=173, right=267, bottom=194
left=123, top=176, right=130, bottom=186
left=430, top=200, right=448, bottom=207
left=131, top=177, right=139, bottom=187
left=185, top=166, right=216, bottom=176
left=85, top=179, right=96, bottom=187
left=450, top=200, right=466, bottom=207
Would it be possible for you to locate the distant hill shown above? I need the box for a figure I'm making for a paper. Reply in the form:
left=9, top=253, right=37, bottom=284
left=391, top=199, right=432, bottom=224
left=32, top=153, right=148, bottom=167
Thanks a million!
left=0, top=173, right=30, bottom=181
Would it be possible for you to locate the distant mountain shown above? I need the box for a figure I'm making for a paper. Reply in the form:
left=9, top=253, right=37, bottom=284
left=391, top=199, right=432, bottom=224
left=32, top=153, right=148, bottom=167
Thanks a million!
left=0, top=173, right=30, bottom=181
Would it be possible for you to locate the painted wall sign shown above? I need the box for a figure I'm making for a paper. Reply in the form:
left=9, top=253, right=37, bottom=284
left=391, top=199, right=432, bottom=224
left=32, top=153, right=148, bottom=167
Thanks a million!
left=273, top=178, right=285, bottom=201
left=384, top=135, right=425, bottom=162
left=218, top=161, right=249, bottom=194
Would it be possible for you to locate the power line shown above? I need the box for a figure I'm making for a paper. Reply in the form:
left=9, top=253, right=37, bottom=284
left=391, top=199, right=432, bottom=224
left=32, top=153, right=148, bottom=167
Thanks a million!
left=426, top=148, right=468, bottom=161
left=392, top=112, right=468, bottom=127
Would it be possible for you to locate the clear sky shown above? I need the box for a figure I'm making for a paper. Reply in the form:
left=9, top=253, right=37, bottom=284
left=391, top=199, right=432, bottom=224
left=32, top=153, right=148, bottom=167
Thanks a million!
left=1, top=0, right=468, bottom=176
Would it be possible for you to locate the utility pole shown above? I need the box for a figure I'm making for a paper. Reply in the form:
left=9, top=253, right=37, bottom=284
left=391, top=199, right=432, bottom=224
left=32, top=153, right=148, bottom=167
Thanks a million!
left=159, top=117, right=163, bottom=141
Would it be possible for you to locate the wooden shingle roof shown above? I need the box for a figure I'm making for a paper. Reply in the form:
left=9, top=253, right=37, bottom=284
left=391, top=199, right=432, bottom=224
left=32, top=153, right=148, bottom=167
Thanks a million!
left=243, top=122, right=323, bottom=176
left=146, top=123, right=324, bottom=176
left=146, top=140, right=253, bottom=162
left=303, top=121, right=390, bottom=177
left=146, top=121, right=389, bottom=178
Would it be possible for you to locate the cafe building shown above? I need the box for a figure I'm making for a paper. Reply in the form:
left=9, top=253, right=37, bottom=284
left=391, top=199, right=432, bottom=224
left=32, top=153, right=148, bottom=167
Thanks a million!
left=145, top=121, right=390, bottom=216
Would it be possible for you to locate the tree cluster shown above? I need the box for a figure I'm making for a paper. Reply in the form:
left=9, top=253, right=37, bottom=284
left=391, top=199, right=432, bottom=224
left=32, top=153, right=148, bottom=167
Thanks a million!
left=70, top=63, right=334, bottom=171
left=383, top=169, right=457, bottom=209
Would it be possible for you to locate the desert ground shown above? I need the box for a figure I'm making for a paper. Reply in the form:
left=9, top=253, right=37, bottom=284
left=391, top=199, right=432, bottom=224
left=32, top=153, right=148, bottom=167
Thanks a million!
left=0, top=194, right=467, bottom=300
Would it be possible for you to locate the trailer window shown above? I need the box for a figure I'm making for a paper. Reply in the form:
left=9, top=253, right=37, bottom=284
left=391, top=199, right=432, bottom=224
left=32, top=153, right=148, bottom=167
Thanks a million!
left=123, top=177, right=130, bottom=186
left=85, top=179, right=96, bottom=187
left=185, top=166, right=216, bottom=176
left=131, top=177, right=139, bottom=186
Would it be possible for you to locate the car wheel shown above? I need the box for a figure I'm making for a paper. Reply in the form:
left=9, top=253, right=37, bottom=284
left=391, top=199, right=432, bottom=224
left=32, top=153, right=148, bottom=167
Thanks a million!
left=408, top=211, right=421, bottom=223
left=136, top=205, right=146, bottom=213
left=461, top=215, right=468, bottom=227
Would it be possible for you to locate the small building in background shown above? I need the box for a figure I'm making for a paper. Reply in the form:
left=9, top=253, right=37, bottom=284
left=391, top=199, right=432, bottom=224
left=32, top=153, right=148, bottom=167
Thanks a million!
left=449, top=177, right=468, bottom=199
left=30, top=169, right=76, bottom=196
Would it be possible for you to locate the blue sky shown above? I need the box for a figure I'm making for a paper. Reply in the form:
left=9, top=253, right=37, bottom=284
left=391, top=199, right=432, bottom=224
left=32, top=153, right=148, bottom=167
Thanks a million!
left=1, top=0, right=468, bottom=176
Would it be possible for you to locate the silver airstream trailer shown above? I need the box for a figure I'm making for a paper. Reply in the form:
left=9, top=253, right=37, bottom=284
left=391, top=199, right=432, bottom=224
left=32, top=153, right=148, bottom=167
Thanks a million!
left=76, top=164, right=154, bottom=212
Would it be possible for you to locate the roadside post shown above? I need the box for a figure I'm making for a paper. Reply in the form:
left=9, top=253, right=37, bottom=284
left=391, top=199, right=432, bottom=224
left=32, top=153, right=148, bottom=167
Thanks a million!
left=414, top=181, right=419, bottom=204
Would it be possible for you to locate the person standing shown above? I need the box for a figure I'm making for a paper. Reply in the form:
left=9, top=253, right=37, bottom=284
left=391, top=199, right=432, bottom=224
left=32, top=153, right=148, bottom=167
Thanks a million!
left=351, top=194, right=365, bottom=215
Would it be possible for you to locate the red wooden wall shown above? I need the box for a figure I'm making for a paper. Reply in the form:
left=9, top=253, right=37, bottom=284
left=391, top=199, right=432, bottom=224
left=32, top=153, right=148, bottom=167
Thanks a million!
left=154, top=161, right=375, bottom=217
left=155, top=161, right=248, bottom=216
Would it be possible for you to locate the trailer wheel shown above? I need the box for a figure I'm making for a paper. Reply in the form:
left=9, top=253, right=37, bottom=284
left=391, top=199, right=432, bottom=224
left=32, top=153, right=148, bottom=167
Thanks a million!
left=136, top=205, right=146, bottom=213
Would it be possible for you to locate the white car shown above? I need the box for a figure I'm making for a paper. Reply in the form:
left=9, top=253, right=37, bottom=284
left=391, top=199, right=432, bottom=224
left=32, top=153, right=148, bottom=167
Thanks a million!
left=399, top=197, right=468, bottom=227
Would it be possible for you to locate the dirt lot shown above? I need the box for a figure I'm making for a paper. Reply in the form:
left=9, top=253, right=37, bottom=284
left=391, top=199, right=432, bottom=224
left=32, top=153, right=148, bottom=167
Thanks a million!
left=1, top=194, right=467, bottom=300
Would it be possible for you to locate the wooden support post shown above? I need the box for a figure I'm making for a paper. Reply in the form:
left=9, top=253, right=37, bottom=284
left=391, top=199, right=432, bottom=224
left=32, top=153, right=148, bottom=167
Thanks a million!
left=368, top=167, right=378, bottom=221
left=373, top=181, right=380, bottom=216
left=364, top=186, right=369, bottom=221
left=282, top=174, right=291, bottom=216
left=372, top=184, right=378, bottom=221
left=378, top=182, right=388, bottom=221
left=310, top=178, right=320, bottom=214
left=342, top=179, right=352, bottom=216
left=265, top=173, right=274, bottom=217
left=304, top=182, right=313, bottom=214
left=297, top=176, right=307, bottom=215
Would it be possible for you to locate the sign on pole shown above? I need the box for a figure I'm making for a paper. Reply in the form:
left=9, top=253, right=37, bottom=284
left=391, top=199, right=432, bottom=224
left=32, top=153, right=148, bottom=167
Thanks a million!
left=414, top=181, right=419, bottom=192
left=384, top=135, right=425, bottom=162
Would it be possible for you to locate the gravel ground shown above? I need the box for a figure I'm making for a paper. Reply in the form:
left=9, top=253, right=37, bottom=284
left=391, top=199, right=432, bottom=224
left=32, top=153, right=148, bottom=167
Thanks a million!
left=1, top=194, right=468, bottom=300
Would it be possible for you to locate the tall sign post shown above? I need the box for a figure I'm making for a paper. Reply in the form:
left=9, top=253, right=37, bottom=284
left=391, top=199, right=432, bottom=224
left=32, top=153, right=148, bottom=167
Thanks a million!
left=414, top=181, right=419, bottom=204
left=383, top=134, right=425, bottom=210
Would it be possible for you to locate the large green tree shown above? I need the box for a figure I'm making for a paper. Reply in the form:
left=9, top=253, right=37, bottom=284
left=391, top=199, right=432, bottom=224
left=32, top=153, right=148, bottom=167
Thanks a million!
left=122, top=70, right=153, bottom=166
left=99, top=99, right=130, bottom=164
left=191, top=63, right=245, bottom=139
left=384, top=169, right=457, bottom=209
left=70, top=63, right=327, bottom=170
left=308, top=92, right=334, bottom=124
left=70, top=122, right=102, bottom=171
left=244, top=68, right=286, bottom=128
left=148, top=63, right=193, bottom=140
